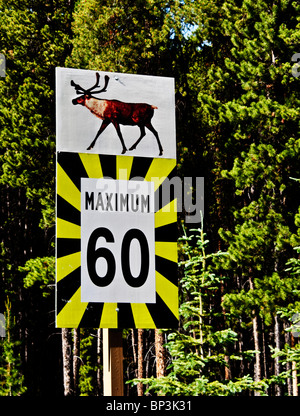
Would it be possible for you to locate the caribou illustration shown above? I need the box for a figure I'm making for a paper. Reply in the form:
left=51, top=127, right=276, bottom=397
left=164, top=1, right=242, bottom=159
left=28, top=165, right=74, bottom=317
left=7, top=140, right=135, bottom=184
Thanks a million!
left=71, top=73, right=163, bottom=155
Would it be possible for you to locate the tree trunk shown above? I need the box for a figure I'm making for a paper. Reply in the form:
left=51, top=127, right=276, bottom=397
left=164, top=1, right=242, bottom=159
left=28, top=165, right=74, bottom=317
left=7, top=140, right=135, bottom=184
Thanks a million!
left=224, top=355, right=231, bottom=380
left=249, top=277, right=261, bottom=395
left=252, top=314, right=261, bottom=384
left=73, top=328, right=80, bottom=396
left=62, top=328, right=73, bottom=396
left=155, top=329, right=166, bottom=397
left=137, top=329, right=144, bottom=396
left=96, top=328, right=102, bottom=396
left=292, top=360, right=298, bottom=396
left=238, top=320, right=245, bottom=378
left=284, top=322, right=292, bottom=395
left=274, top=315, right=282, bottom=396
left=291, top=334, right=298, bottom=396
left=155, top=329, right=166, bottom=378
left=261, top=320, right=268, bottom=379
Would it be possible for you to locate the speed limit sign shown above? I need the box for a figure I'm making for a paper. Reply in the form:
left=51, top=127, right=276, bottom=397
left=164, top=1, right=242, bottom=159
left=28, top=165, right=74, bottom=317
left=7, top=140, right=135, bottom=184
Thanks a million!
left=81, top=177, right=155, bottom=303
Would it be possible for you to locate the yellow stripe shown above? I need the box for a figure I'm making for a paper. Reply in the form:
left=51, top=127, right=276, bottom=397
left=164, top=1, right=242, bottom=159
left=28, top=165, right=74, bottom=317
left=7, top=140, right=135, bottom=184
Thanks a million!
left=56, top=287, right=88, bottom=328
left=79, top=153, right=103, bottom=178
left=155, top=199, right=177, bottom=228
left=56, top=218, right=81, bottom=239
left=57, top=163, right=81, bottom=211
left=155, top=241, right=178, bottom=263
left=131, top=303, right=156, bottom=328
left=116, top=155, right=134, bottom=180
left=100, top=303, right=118, bottom=328
left=145, top=158, right=176, bottom=190
left=156, top=271, right=179, bottom=319
left=56, top=252, right=81, bottom=282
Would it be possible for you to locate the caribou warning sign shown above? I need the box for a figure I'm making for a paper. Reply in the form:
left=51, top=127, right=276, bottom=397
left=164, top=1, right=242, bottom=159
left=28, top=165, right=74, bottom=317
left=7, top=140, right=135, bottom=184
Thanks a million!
left=55, top=68, right=178, bottom=329
left=56, top=67, right=176, bottom=159
left=80, top=177, right=156, bottom=304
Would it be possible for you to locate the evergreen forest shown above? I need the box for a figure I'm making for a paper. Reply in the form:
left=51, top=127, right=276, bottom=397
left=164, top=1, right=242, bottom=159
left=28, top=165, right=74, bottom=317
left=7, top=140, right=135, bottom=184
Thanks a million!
left=0, top=0, right=300, bottom=398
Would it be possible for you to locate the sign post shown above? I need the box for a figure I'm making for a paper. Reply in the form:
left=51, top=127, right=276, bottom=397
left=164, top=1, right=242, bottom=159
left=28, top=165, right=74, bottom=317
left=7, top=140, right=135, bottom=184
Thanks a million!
left=103, top=329, right=124, bottom=396
left=55, top=68, right=177, bottom=396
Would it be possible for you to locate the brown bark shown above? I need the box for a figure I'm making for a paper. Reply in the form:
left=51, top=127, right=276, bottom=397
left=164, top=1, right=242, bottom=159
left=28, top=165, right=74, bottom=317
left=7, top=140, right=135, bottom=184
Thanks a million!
left=291, top=334, right=298, bottom=396
left=284, top=322, right=292, bottom=395
left=137, top=328, right=144, bottom=396
left=62, top=328, right=73, bottom=396
left=252, top=313, right=261, bottom=394
left=96, top=328, right=102, bottom=395
left=249, top=277, right=261, bottom=396
left=155, top=329, right=166, bottom=378
left=73, top=328, right=80, bottom=395
left=261, top=321, right=268, bottom=379
left=274, top=315, right=282, bottom=396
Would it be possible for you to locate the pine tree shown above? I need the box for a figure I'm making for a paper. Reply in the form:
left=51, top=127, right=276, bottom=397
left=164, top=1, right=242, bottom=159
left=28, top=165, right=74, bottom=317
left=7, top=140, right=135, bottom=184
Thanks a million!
left=0, top=299, right=26, bottom=396
left=192, top=0, right=300, bottom=395
left=130, top=226, right=268, bottom=395
left=0, top=0, right=74, bottom=226
left=0, top=0, right=75, bottom=395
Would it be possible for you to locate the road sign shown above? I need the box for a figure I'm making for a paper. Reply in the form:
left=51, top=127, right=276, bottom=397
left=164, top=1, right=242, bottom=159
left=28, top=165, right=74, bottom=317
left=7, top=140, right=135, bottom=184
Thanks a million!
left=80, top=177, right=155, bottom=304
left=56, top=67, right=176, bottom=159
left=55, top=69, right=178, bottom=329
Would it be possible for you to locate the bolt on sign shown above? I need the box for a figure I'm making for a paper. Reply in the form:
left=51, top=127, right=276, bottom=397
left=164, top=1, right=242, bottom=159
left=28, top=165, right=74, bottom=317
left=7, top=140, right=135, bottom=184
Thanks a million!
left=55, top=68, right=178, bottom=328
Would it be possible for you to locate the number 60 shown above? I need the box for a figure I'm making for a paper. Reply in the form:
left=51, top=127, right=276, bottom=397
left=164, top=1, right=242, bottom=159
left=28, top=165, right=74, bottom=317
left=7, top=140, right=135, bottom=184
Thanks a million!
left=87, top=227, right=150, bottom=288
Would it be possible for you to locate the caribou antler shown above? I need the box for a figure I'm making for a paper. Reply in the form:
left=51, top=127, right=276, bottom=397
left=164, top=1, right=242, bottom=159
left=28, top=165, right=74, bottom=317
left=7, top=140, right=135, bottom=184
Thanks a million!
left=85, top=72, right=100, bottom=93
left=89, top=74, right=109, bottom=94
left=70, top=73, right=109, bottom=95
left=70, top=79, right=85, bottom=94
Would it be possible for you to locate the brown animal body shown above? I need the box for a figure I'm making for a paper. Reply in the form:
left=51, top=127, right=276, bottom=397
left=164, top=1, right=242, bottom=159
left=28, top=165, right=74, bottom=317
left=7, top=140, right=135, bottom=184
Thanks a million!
left=71, top=73, right=163, bottom=155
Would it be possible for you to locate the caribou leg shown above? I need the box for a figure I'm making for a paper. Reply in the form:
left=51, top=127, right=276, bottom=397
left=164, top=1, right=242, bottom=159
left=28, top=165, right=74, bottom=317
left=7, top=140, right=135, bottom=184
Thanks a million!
left=129, top=123, right=163, bottom=156
left=111, top=120, right=127, bottom=154
left=129, top=125, right=146, bottom=151
left=146, top=122, right=163, bottom=156
left=87, top=119, right=111, bottom=150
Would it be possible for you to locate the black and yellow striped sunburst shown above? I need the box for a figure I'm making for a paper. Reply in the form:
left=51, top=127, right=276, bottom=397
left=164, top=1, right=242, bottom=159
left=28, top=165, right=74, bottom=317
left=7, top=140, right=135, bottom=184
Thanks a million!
left=56, top=152, right=178, bottom=329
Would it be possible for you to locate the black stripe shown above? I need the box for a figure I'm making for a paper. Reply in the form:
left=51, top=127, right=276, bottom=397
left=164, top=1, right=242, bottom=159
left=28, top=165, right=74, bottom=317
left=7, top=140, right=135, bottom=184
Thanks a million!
left=146, top=294, right=178, bottom=329
left=154, top=167, right=177, bottom=212
left=99, top=154, right=116, bottom=179
left=129, top=156, right=153, bottom=180
left=56, top=238, right=80, bottom=258
left=155, top=222, right=178, bottom=242
left=78, top=303, right=104, bottom=328
left=56, top=267, right=81, bottom=315
left=56, top=195, right=81, bottom=225
left=117, top=303, right=135, bottom=328
left=154, top=177, right=178, bottom=212
left=57, top=152, right=88, bottom=190
left=155, top=255, right=178, bottom=286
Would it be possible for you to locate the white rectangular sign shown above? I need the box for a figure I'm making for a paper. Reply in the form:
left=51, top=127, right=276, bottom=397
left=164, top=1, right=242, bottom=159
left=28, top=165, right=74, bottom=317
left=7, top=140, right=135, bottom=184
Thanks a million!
left=56, top=67, right=176, bottom=159
left=81, top=178, right=155, bottom=303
